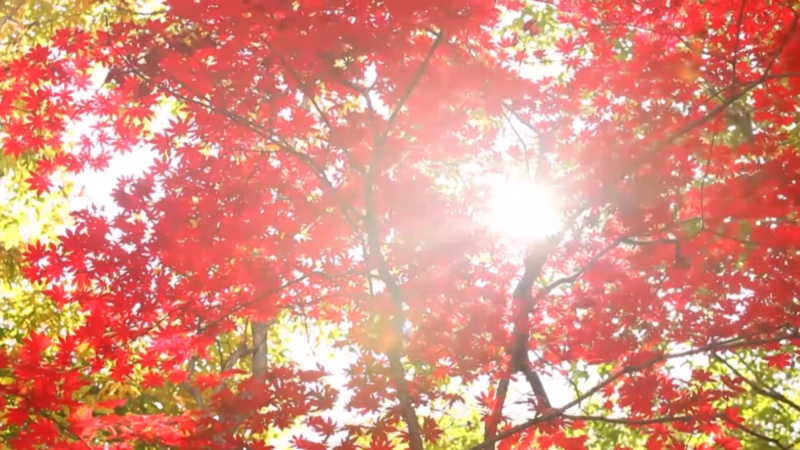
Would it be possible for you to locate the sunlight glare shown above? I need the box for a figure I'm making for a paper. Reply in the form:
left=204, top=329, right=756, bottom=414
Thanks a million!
left=485, top=179, right=562, bottom=242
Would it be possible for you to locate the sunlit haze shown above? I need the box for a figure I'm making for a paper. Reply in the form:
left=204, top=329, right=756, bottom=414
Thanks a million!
left=485, top=178, right=562, bottom=242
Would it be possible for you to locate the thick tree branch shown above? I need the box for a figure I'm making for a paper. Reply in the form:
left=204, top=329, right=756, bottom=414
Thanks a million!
left=484, top=376, right=511, bottom=445
left=181, top=355, right=205, bottom=408
left=251, top=320, right=271, bottom=377
left=519, top=364, right=550, bottom=409
left=485, top=242, right=555, bottom=449
left=508, top=245, right=553, bottom=405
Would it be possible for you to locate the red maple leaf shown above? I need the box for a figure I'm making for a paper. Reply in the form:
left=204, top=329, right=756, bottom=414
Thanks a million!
left=25, top=171, right=53, bottom=196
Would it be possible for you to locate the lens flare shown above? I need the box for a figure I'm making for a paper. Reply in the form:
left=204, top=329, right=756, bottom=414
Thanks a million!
left=485, top=180, right=562, bottom=242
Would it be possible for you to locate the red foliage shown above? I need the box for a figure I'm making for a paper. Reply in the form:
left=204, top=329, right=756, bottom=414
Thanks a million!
left=2, top=0, right=800, bottom=449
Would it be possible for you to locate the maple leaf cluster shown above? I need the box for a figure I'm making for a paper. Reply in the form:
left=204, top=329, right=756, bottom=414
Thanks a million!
left=2, top=0, right=800, bottom=449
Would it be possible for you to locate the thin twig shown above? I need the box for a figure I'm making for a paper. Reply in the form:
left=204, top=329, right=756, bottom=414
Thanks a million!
left=114, top=54, right=364, bottom=230
left=730, top=0, right=748, bottom=86
left=266, top=42, right=364, bottom=175
left=0, top=0, right=24, bottom=29
left=721, top=414, right=789, bottom=450
left=501, top=109, right=533, bottom=177
left=21, top=394, right=93, bottom=450
left=468, top=328, right=797, bottom=450
left=543, top=235, right=627, bottom=294
left=712, top=354, right=800, bottom=414
left=380, top=31, right=445, bottom=144
left=361, top=31, right=447, bottom=450
left=563, top=414, right=697, bottom=426
left=699, top=133, right=717, bottom=229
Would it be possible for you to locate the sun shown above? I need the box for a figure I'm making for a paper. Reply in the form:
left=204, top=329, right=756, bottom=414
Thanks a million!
left=484, top=178, right=562, bottom=242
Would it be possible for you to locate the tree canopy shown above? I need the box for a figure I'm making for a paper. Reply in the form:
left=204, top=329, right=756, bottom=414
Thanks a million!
left=2, top=0, right=800, bottom=449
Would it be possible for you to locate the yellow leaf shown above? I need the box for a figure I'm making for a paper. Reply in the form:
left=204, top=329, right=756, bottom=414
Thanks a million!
left=118, top=384, right=141, bottom=397
left=100, top=381, right=122, bottom=398
left=71, top=405, right=94, bottom=422
left=679, top=63, right=701, bottom=83
left=261, top=143, right=282, bottom=152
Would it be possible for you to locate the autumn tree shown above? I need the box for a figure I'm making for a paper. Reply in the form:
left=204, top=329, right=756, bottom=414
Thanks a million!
left=0, top=0, right=162, bottom=327
left=3, top=0, right=800, bottom=449
left=0, top=0, right=119, bottom=346
left=0, top=0, right=190, bottom=448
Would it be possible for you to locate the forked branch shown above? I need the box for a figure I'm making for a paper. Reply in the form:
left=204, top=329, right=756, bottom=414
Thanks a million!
left=468, top=327, right=798, bottom=450
left=361, top=31, right=446, bottom=450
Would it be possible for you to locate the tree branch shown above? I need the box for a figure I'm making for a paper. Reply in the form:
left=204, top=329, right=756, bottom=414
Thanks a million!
left=543, top=235, right=627, bottom=294
left=563, top=414, right=697, bottom=426
left=359, top=31, right=446, bottom=450
left=265, top=42, right=365, bottom=175
left=484, top=376, right=511, bottom=446
left=468, top=328, right=798, bottom=450
left=21, top=394, right=93, bottom=450
left=730, top=0, right=748, bottom=86
left=484, top=242, right=555, bottom=449
left=193, top=270, right=359, bottom=335
left=0, top=0, right=24, bottom=29
left=181, top=355, right=206, bottom=408
left=115, top=55, right=363, bottom=231
left=251, top=320, right=272, bottom=377
left=381, top=31, right=445, bottom=142
left=711, top=354, right=800, bottom=414
left=721, top=414, right=789, bottom=450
